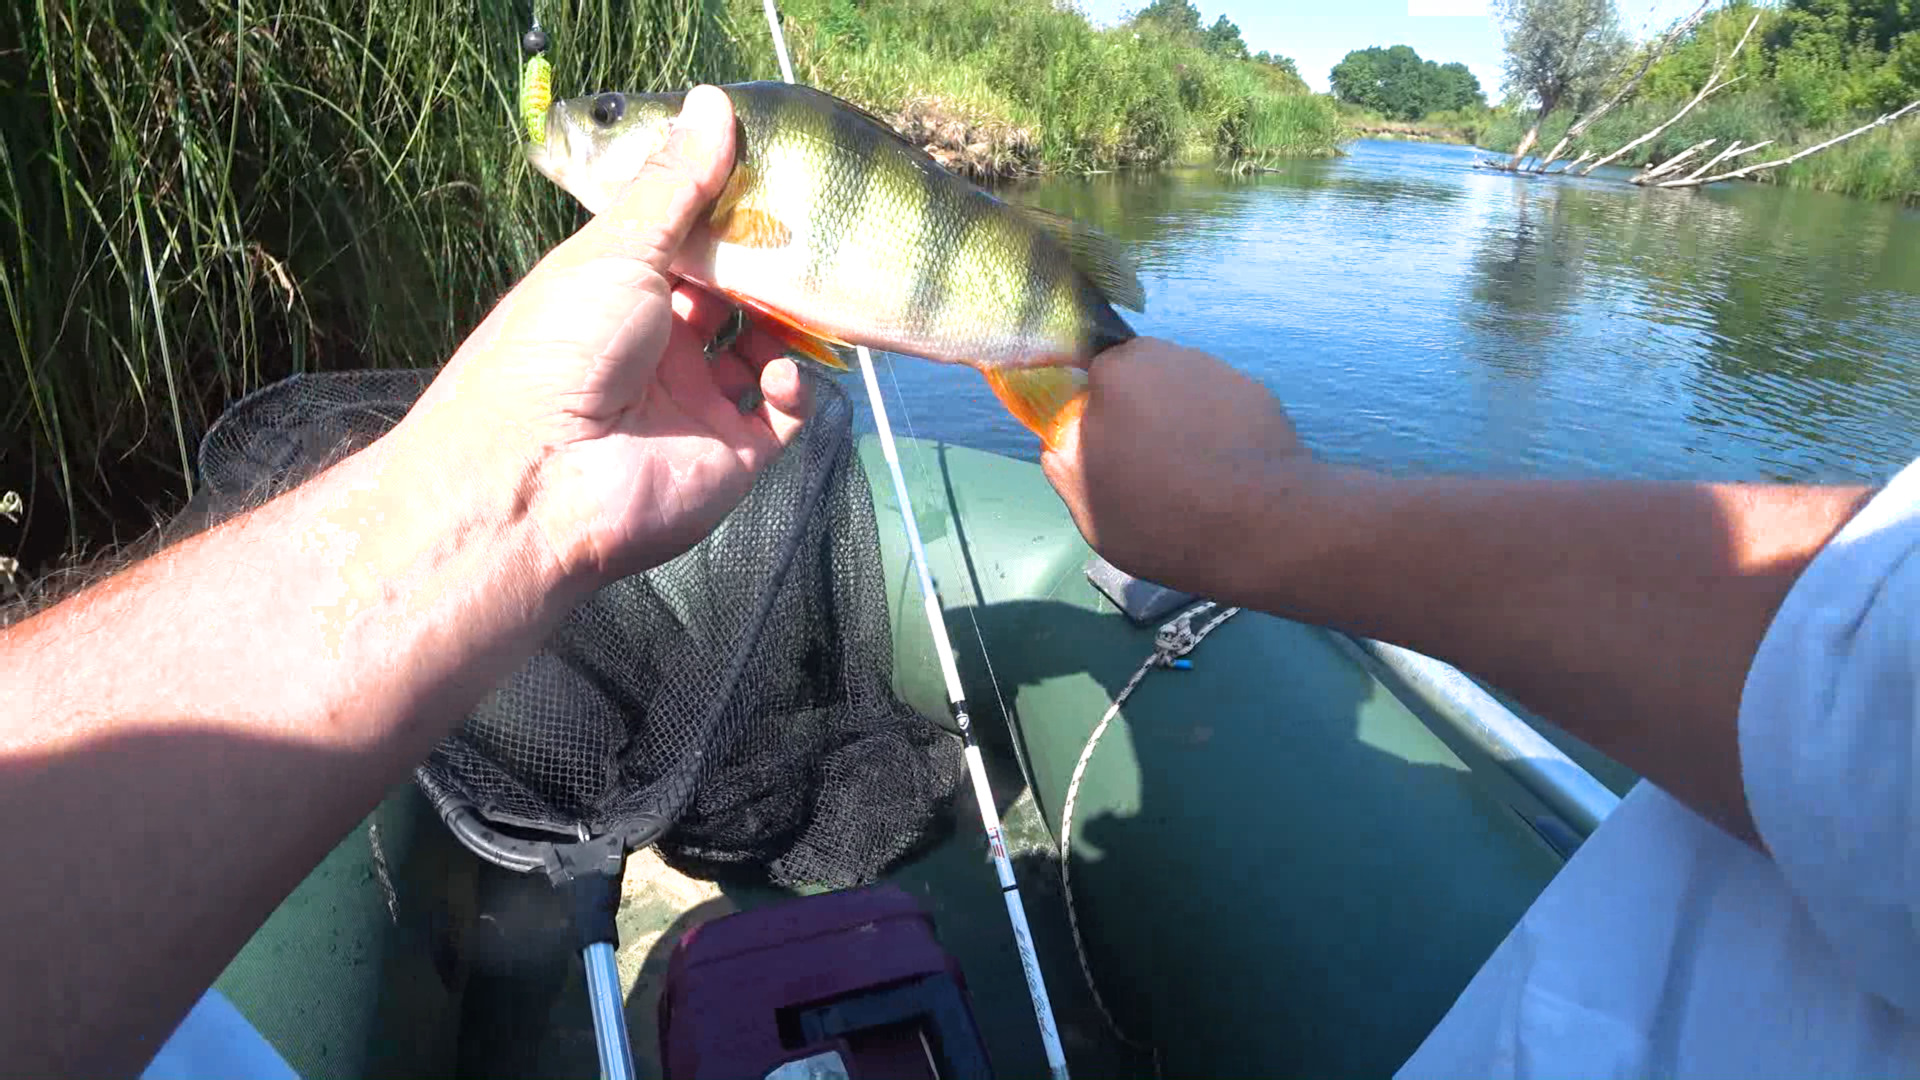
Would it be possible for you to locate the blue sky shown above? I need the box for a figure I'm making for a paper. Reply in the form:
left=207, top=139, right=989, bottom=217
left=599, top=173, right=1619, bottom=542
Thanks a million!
left=1073, top=0, right=1709, bottom=99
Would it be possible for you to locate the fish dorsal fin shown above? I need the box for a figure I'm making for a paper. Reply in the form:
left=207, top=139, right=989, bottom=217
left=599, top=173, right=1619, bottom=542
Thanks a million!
left=1010, top=203, right=1146, bottom=312
left=773, top=82, right=926, bottom=156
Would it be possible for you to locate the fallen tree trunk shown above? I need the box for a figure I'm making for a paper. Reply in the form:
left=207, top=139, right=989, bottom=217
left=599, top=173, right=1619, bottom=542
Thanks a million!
left=1657, top=99, right=1920, bottom=188
left=1533, top=0, right=1711, bottom=172
left=1507, top=118, right=1545, bottom=171
left=1583, top=12, right=1760, bottom=175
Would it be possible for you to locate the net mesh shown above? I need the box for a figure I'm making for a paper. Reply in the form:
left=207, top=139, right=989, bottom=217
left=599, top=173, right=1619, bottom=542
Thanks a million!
left=172, top=368, right=963, bottom=889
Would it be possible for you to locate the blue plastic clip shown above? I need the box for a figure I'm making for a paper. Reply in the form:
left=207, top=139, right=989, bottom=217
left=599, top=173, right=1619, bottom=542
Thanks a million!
left=1169, top=658, right=1193, bottom=671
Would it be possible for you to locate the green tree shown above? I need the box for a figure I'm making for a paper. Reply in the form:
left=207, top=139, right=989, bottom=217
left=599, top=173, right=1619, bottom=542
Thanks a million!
left=1769, top=0, right=1920, bottom=120
left=1204, top=14, right=1249, bottom=58
left=1779, top=0, right=1919, bottom=54
left=1254, top=50, right=1302, bottom=80
left=1330, top=44, right=1483, bottom=119
left=1250, top=49, right=1308, bottom=93
left=1435, top=61, right=1488, bottom=110
left=1131, top=0, right=1203, bottom=37
left=1493, top=0, right=1629, bottom=164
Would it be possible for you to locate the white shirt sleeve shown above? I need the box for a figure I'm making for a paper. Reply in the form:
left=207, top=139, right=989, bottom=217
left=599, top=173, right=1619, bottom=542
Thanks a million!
left=1741, top=457, right=1920, bottom=1016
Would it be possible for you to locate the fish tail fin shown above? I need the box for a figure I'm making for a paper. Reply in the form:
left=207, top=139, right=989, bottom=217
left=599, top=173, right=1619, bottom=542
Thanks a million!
left=982, top=366, right=1088, bottom=450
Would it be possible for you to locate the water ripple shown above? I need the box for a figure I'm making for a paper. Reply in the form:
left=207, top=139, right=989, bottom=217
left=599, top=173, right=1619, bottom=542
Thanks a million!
left=869, top=140, right=1920, bottom=485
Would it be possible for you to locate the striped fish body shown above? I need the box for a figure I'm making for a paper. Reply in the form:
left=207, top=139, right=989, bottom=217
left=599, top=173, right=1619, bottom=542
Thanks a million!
left=528, top=81, right=1144, bottom=444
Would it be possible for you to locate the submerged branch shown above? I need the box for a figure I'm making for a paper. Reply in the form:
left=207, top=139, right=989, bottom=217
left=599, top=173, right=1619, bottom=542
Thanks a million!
left=1551, top=151, right=1596, bottom=174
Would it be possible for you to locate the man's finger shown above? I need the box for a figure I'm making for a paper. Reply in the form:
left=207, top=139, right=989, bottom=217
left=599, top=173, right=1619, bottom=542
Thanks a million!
left=551, top=84, right=736, bottom=279
left=758, top=358, right=811, bottom=447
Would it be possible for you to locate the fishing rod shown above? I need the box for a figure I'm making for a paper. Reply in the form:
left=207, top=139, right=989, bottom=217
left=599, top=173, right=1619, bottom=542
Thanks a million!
left=518, top=6, right=1070, bottom=1073
left=752, top=5, right=1072, bottom=1077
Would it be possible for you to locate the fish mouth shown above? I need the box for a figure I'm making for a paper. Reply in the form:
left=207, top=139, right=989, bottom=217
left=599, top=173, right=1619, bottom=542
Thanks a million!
left=525, top=113, right=570, bottom=187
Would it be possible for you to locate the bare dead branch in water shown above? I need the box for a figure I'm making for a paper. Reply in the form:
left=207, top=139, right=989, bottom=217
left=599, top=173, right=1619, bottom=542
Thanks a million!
left=1632, top=138, right=1716, bottom=182
left=1533, top=0, right=1711, bottom=171
left=1584, top=11, right=1760, bottom=175
left=1679, top=139, right=1773, bottom=181
left=1656, top=100, right=1920, bottom=188
left=1551, top=151, right=1596, bottom=174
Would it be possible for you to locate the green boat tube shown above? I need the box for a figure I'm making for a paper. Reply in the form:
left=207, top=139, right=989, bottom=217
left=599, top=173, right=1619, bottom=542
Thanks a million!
left=204, top=434, right=1632, bottom=1079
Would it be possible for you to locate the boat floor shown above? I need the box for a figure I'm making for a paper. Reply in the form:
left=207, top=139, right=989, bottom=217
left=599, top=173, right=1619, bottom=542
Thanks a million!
left=452, top=777, right=1146, bottom=1079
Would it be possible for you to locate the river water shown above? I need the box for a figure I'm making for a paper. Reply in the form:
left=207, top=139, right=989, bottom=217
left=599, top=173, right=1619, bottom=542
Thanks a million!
left=862, top=139, right=1920, bottom=485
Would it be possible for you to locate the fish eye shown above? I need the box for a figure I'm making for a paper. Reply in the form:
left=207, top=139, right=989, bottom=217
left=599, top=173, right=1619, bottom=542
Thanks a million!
left=590, top=93, right=625, bottom=127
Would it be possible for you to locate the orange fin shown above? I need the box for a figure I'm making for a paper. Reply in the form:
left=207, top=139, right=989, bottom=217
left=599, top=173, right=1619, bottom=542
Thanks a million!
left=982, top=366, right=1088, bottom=450
left=713, top=206, right=791, bottom=249
left=726, top=291, right=854, bottom=372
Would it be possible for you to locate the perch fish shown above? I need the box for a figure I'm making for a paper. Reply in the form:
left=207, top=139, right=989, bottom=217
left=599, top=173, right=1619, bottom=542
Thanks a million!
left=527, top=80, right=1144, bottom=446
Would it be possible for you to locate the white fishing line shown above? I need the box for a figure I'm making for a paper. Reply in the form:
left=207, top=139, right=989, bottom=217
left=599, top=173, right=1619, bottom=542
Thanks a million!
left=876, top=358, right=1024, bottom=784
left=757, top=7, right=1071, bottom=1078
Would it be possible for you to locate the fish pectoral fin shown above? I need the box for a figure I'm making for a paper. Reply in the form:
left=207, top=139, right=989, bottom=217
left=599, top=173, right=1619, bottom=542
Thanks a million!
left=726, top=292, right=855, bottom=372
left=713, top=205, right=793, bottom=249
left=981, top=366, right=1088, bottom=450
left=707, top=161, right=783, bottom=242
left=1009, top=203, right=1146, bottom=312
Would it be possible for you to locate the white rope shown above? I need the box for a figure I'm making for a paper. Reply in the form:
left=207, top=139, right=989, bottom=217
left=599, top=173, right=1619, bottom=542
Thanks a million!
left=756, top=8, right=1069, bottom=1077
left=1058, top=601, right=1239, bottom=1071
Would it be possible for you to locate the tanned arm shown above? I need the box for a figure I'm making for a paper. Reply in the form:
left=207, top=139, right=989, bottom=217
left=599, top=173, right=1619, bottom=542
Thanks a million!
left=0, top=86, right=811, bottom=1077
left=0, top=423, right=579, bottom=1077
left=1043, top=341, right=1874, bottom=846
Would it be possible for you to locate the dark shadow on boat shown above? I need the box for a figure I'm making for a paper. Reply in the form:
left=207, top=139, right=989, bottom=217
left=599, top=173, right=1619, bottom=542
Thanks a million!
left=932, top=595, right=1568, bottom=1078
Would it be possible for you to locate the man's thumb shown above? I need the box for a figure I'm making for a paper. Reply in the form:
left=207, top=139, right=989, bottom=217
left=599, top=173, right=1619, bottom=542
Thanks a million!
left=560, top=84, right=736, bottom=277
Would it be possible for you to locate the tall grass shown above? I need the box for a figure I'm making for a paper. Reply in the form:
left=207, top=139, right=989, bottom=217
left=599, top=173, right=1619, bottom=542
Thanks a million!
left=4, top=0, right=1340, bottom=567
left=1482, top=92, right=1920, bottom=204
left=2, top=0, right=740, bottom=559
left=733, top=0, right=1346, bottom=172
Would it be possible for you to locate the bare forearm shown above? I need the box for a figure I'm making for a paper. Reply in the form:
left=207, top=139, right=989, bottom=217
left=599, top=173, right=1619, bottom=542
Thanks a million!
left=1233, top=469, right=1874, bottom=843
left=0, top=423, right=576, bottom=1076
left=1043, top=342, right=1875, bottom=846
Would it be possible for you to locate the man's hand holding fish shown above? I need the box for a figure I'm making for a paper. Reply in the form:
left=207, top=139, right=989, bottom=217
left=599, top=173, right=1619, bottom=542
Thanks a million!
left=405, top=83, right=811, bottom=589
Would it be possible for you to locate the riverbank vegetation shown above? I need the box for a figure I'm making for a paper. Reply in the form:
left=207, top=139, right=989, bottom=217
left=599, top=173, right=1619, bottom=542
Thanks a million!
left=733, top=0, right=1345, bottom=175
left=1483, top=0, right=1920, bottom=203
left=1336, top=103, right=1501, bottom=145
left=2, top=0, right=1346, bottom=575
left=3, top=0, right=749, bottom=573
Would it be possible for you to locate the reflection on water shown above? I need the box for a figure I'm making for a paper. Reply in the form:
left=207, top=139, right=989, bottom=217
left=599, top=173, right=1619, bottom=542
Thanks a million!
left=861, top=139, right=1920, bottom=484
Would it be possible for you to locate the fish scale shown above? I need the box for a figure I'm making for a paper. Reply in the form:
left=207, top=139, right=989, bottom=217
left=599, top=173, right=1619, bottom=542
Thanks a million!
left=527, top=80, right=1143, bottom=446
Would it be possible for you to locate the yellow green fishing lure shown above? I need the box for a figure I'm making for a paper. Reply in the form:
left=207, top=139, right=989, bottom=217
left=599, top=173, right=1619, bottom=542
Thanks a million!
left=519, top=23, right=553, bottom=145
